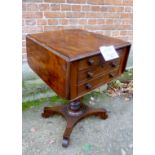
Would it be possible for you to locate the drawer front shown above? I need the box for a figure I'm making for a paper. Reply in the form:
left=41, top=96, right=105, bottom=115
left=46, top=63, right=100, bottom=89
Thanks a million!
left=78, top=58, right=120, bottom=83
left=78, top=55, right=101, bottom=70
left=78, top=69, right=119, bottom=95
left=78, top=49, right=123, bottom=71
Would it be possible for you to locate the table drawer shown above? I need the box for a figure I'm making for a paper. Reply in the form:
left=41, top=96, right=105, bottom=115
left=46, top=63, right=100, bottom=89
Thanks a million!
left=78, top=69, right=119, bottom=95
left=78, top=55, right=100, bottom=70
left=78, top=49, right=123, bottom=71
left=78, top=58, right=120, bottom=83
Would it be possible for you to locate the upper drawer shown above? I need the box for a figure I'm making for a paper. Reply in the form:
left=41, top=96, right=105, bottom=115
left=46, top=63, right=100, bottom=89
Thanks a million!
left=78, top=48, right=123, bottom=71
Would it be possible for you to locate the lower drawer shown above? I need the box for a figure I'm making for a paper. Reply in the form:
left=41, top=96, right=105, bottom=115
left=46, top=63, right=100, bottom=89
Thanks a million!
left=78, top=69, right=119, bottom=95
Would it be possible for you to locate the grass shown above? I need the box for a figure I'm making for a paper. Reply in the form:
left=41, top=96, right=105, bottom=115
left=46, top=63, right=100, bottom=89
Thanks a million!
left=118, top=68, right=133, bottom=81
left=22, top=97, right=50, bottom=111
left=22, top=95, right=69, bottom=111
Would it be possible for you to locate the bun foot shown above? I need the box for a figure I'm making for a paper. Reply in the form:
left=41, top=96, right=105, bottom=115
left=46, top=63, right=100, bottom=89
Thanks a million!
left=42, top=112, right=51, bottom=118
left=62, top=138, right=69, bottom=147
left=99, top=112, right=108, bottom=120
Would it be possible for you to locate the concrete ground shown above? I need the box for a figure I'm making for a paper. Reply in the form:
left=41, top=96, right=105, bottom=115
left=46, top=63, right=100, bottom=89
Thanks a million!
left=22, top=94, right=133, bottom=155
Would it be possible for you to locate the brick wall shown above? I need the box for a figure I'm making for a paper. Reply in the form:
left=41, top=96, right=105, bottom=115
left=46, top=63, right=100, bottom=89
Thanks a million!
left=22, top=0, right=133, bottom=61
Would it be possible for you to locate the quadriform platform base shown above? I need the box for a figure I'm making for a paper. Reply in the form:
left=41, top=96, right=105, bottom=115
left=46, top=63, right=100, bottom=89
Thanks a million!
left=42, top=99, right=108, bottom=147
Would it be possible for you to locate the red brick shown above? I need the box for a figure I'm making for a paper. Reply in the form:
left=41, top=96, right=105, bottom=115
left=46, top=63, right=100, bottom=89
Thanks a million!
left=125, top=6, right=133, bottom=12
left=84, top=25, right=111, bottom=31
left=104, top=0, right=123, bottom=5
left=37, top=19, right=47, bottom=25
left=72, top=5, right=81, bottom=11
left=87, top=0, right=104, bottom=5
left=67, top=0, right=86, bottom=4
left=113, top=19, right=122, bottom=25
left=22, top=41, right=26, bottom=47
left=128, top=31, right=133, bottom=35
left=88, top=19, right=97, bottom=25
left=44, top=12, right=65, bottom=18
left=63, top=25, right=83, bottom=29
left=48, top=19, right=58, bottom=25
left=100, top=6, right=108, bottom=12
left=122, top=19, right=132, bottom=25
left=116, top=24, right=132, bottom=30
left=102, top=30, right=112, bottom=36
left=44, top=26, right=62, bottom=31
left=22, top=4, right=27, bottom=11
left=22, top=53, right=27, bottom=61
left=44, top=0, right=65, bottom=2
left=105, top=19, right=113, bottom=25
left=26, top=4, right=39, bottom=11
left=59, top=19, right=69, bottom=25
left=107, top=6, right=124, bottom=12
left=120, top=31, right=128, bottom=35
left=123, top=0, right=133, bottom=5
left=112, top=31, right=120, bottom=37
left=23, top=0, right=42, bottom=2
left=23, top=26, right=43, bottom=33
left=104, top=13, right=120, bottom=18
left=79, top=19, right=87, bottom=25
left=61, top=4, right=72, bottom=11
left=82, top=5, right=90, bottom=11
left=50, top=4, right=60, bottom=11
left=23, top=12, right=43, bottom=18
left=66, top=12, right=85, bottom=18
left=25, top=19, right=36, bottom=25
left=22, top=34, right=26, bottom=40
left=120, top=13, right=132, bottom=18
left=22, top=20, right=25, bottom=26
left=128, top=37, right=133, bottom=42
left=22, top=48, right=26, bottom=54
left=39, top=4, right=49, bottom=11
left=85, top=12, right=104, bottom=18
left=91, top=6, right=102, bottom=11
left=118, top=36, right=129, bottom=41
left=96, top=19, right=105, bottom=24
left=68, top=19, right=79, bottom=25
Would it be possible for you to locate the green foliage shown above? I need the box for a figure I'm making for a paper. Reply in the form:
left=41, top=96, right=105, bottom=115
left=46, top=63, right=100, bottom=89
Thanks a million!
left=22, top=98, right=50, bottom=111
left=108, top=68, right=133, bottom=89
left=22, top=95, right=69, bottom=111
left=109, top=79, right=123, bottom=89
left=50, top=96, right=69, bottom=104
left=82, top=91, right=101, bottom=103
left=118, top=68, right=133, bottom=81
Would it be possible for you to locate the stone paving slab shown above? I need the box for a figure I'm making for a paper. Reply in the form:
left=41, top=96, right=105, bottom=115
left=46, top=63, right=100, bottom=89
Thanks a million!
left=22, top=94, right=133, bottom=155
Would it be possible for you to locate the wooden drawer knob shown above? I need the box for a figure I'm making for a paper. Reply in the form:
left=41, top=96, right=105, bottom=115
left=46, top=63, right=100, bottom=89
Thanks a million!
left=109, top=73, right=114, bottom=78
left=85, top=83, right=92, bottom=89
left=111, top=62, right=117, bottom=68
left=87, top=72, right=94, bottom=78
left=88, top=58, right=94, bottom=65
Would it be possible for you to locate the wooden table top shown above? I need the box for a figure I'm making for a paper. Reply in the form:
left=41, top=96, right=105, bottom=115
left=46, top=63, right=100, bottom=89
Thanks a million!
left=27, top=29, right=130, bottom=61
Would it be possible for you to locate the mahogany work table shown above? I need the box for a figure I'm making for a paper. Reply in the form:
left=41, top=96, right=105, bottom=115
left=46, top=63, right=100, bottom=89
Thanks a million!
left=26, top=29, right=131, bottom=147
